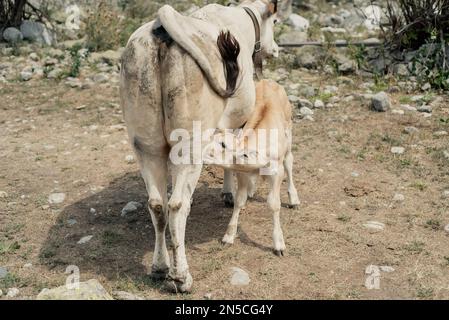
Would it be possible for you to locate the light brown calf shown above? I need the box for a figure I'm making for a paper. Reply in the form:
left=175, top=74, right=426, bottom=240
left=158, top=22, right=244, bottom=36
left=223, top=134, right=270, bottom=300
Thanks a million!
left=203, top=79, right=300, bottom=255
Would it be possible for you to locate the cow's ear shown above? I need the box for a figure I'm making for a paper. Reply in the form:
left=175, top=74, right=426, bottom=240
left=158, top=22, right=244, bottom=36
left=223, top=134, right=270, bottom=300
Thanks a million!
left=268, top=0, right=277, bottom=15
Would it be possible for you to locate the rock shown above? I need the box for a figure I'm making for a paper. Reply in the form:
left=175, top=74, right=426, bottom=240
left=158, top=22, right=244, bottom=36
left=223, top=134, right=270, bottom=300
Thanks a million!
left=393, top=64, right=409, bottom=77
left=47, top=68, right=64, bottom=79
left=421, top=83, right=431, bottom=91
left=112, top=291, right=144, bottom=300
left=77, top=235, right=93, bottom=244
left=380, top=266, right=395, bottom=273
left=230, top=267, right=250, bottom=286
left=287, top=14, right=309, bottom=31
left=29, top=52, right=39, bottom=61
left=443, top=150, right=449, bottom=160
left=401, top=104, right=416, bottom=111
left=121, top=201, right=143, bottom=217
left=20, top=21, right=54, bottom=45
left=299, top=85, right=316, bottom=98
left=391, top=109, right=404, bottom=115
left=393, top=193, right=405, bottom=202
left=314, top=99, right=325, bottom=109
left=321, top=14, right=344, bottom=27
left=278, top=31, right=307, bottom=44
left=3, top=27, right=23, bottom=43
left=363, top=5, right=382, bottom=30
left=417, top=105, right=432, bottom=113
left=125, top=155, right=135, bottom=164
left=288, top=95, right=300, bottom=103
left=67, top=219, right=77, bottom=226
left=93, top=73, right=109, bottom=83
left=0, top=289, right=2, bottom=296
left=363, top=221, right=385, bottom=232
left=444, top=224, right=449, bottom=234
left=324, top=85, right=338, bottom=94
left=23, top=263, right=32, bottom=268
left=297, top=98, right=313, bottom=109
left=204, top=292, right=213, bottom=300
left=403, top=126, right=419, bottom=134
left=294, top=47, right=324, bottom=69
left=20, top=70, right=33, bottom=81
left=299, top=106, right=314, bottom=116
left=334, top=54, right=357, bottom=74
left=6, top=288, right=19, bottom=298
left=88, top=50, right=123, bottom=65
left=371, top=92, right=391, bottom=112
left=48, top=193, right=66, bottom=204
left=0, top=191, right=8, bottom=198
left=442, top=190, right=449, bottom=199
left=37, top=279, right=113, bottom=300
left=391, top=147, right=405, bottom=155
left=434, top=130, right=448, bottom=137
left=0, top=267, right=8, bottom=278
left=89, top=208, right=96, bottom=214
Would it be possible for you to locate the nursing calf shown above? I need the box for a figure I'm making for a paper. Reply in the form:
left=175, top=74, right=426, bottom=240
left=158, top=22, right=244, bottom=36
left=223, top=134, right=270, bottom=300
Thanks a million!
left=203, top=79, right=300, bottom=255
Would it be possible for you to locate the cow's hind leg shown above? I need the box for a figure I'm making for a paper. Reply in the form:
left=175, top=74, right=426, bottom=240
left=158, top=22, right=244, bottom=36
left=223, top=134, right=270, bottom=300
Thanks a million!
left=136, top=151, right=170, bottom=279
left=165, top=163, right=202, bottom=293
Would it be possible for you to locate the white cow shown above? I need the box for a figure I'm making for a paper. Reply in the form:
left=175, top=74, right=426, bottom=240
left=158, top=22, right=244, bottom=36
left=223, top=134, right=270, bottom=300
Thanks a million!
left=203, top=79, right=300, bottom=256
left=120, top=0, right=279, bottom=293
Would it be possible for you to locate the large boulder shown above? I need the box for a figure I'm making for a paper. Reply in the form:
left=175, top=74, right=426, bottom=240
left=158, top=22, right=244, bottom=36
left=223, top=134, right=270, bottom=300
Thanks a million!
left=3, top=27, right=23, bottom=43
left=20, top=21, right=55, bottom=45
left=287, top=14, right=310, bottom=31
left=37, top=279, right=113, bottom=300
left=371, top=92, right=391, bottom=112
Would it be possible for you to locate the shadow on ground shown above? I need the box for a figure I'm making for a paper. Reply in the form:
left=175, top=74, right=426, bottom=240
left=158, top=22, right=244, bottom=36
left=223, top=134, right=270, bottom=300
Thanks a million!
left=38, top=171, right=232, bottom=287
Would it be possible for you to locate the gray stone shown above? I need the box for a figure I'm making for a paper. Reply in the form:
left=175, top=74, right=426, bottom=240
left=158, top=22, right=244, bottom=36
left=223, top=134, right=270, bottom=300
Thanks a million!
left=297, top=98, right=313, bottom=109
left=278, top=31, right=307, bottom=44
left=363, top=221, right=385, bottom=232
left=37, top=279, right=113, bottom=300
left=67, top=219, right=77, bottom=226
left=314, top=99, right=325, bottom=109
left=6, top=287, right=19, bottom=298
left=112, top=291, right=144, bottom=300
left=93, top=73, right=109, bottom=83
left=404, top=126, right=419, bottom=134
left=48, top=193, right=65, bottom=204
left=77, top=235, right=93, bottom=245
left=391, top=147, right=405, bottom=155
left=442, top=190, right=449, bottom=199
left=299, top=106, right=314, bottom=116
left=371, top=92, right=391, bottom=112
left=2, top=27, right=23, bottom=43
left=230, top=267, right=250, bottom=286
left=393, top=64, right=409, bottom=77
left=121, top=201, right=143, bottom=217
left=380, top=266, right=395, bottom=273
left=0, top=191, right=7, bottom=198
left=0, top=267, right=8, bottom=278
left=47, top=68, right=64, bottom=79
left=20, top=71, right=33, bottom=81
left=417, top=105, right=432, bottom=113
left=287, top=14, right=309, bottom=31
left=20, top=21, right=54, bottom=45
left=393, top=193, right=405, bottom=202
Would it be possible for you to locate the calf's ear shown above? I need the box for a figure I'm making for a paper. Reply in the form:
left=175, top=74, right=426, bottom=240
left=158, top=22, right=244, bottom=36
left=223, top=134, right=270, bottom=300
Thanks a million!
left=268, top=0, right=278, bottom=15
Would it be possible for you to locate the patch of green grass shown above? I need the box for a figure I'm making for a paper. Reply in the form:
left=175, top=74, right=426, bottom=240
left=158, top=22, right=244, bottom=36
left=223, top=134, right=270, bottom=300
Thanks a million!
left=381, top=134, right=402, bottom=146
left=404, top=241, right=425, bottom=254
left=0, top=273, right=21, bottom=291
left=0, top=241, right=21, bottom=256
left=444, top=256, right=449, bottom=266
left=313, top=92, right=334, bottom=103
left=425, top=219, right=441, bottom=230
left=399, top=96, right=412, bottom=104
left=416, top=287, right=434, bottom=299
left=337, top=215, right=351, bottom=222
left=410, top=181, right=427, bottom=191
left=399, top=158, right=412, bottom=167
left=101, top=230, right=124, bottom=246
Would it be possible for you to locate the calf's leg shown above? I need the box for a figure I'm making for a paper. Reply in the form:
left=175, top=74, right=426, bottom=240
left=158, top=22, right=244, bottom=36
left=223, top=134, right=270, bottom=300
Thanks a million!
left=283, top=151, right=300, bottom=209
left=268, top=164, right=286, bottom=256
left=222, top=173, right=249, bottom=245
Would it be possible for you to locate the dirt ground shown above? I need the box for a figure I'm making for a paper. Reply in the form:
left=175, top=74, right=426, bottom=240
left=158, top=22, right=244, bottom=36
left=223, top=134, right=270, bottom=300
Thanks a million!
left=1, top=69, right=449, bottom=300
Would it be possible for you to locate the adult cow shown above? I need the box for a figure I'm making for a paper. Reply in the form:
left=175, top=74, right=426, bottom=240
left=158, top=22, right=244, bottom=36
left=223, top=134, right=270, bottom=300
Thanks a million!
left=120, top=0, right=279, bottom=293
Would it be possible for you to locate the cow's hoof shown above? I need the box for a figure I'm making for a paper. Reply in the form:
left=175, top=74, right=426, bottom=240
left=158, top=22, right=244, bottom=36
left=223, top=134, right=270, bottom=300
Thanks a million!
left=287, top=204, right=299, bottom=210
left=164, top=273, right=193, bottom=293
left=222, top=192, right=234, bottom=207
left=149, top=266, right=169, bottom=280
left=221, top=234, right=234, bottom=246
left=273, top=249, right=285, bottom=257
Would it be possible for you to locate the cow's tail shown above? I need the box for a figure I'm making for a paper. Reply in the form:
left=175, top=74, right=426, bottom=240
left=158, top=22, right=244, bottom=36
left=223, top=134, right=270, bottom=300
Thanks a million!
left=156, top=5, right=241, bottom=99
left=217, top=30, right=240, bottom=97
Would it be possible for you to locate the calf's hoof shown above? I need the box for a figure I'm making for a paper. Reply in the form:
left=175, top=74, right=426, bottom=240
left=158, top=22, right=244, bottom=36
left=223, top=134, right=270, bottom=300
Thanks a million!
left=273, top=249, right=285, bottom=257
left=287, top=204, right=299, bottom=210
left=164, top=273, right=193, bottom=293
left=149, top=266, right=169, bottom=280
left=222, top=192, right=234, bottom=207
